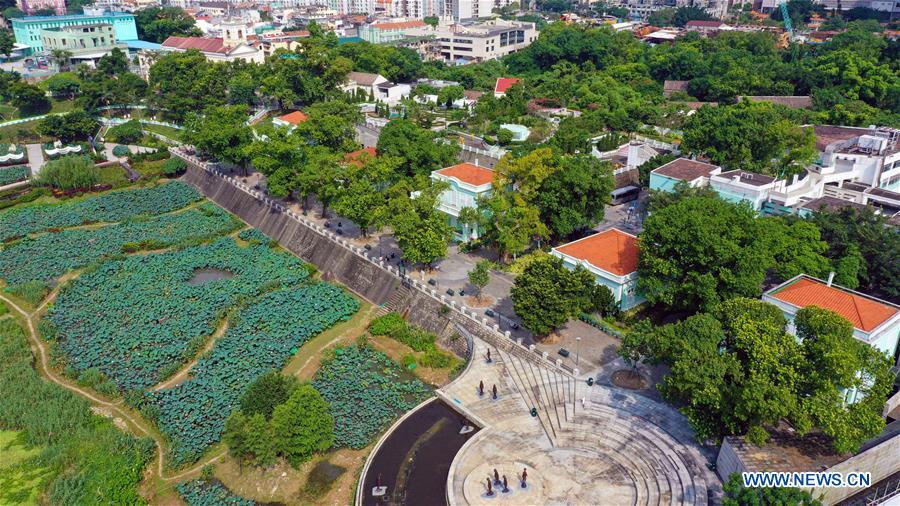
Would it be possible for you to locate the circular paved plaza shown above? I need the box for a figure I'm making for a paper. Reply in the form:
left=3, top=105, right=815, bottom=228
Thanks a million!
left=441, top=338, right=721, bottom=505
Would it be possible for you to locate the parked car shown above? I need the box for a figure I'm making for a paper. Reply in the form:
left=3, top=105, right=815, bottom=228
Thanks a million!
left=446, top=288, right=455, bottom=296
left=485, top=309, right=495, bottom=317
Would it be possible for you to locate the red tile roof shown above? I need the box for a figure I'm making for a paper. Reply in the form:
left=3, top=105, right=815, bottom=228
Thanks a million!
left=162, top=36, right=231, bottom=54
left=435, top=163, right=494, bottom=187
left=371, top=20, right=426, bottom=30
left=345, top=147, right=377, bottom=166
left=494, top=77, right=521, bottom=94
left=277, top=111, right=308, bottom=125
left=770, top=277, right=899, bottom=333
left=555, top=228, right=639, bottom=277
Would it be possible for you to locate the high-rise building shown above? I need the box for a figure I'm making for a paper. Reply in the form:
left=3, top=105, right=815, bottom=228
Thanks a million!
left=16, top=0, right=66, bottom=15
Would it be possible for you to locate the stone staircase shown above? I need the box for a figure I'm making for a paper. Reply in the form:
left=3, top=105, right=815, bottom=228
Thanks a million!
left=495, top=347, right=710, bottom=506
left=375, top=283, right=411, bottom=316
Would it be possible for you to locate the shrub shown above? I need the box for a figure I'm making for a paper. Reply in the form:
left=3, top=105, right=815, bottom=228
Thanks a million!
left=112, top=145, right=131, bottom=157
left=106, top=120, right=143, bottom=144
left=163, top=157, right=187, bottom=176
left=36, top=156, right=98, bottom=190
left=369, top=312, right=406, bottom=336
left=418, top=347, right=455, bottom=369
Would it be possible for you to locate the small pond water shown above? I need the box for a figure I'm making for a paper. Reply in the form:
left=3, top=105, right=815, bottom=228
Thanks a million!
left=187, top=268, right=234, bottom=285
left=362, top=399, right=478, bottom=506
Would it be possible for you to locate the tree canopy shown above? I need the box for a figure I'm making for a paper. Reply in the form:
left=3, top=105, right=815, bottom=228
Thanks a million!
left=135, top=7, right=202, bottom=43
left=620, top=299, right=893, bottom=452
left=638, top=194, right=830, bottom=311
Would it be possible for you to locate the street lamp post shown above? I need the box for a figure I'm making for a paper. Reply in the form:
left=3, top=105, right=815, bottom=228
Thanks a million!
left=575, top=337, right=581, bottom=367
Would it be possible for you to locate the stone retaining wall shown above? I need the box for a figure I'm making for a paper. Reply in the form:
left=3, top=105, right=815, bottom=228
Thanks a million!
left=178, top=155, right=577, bottom=376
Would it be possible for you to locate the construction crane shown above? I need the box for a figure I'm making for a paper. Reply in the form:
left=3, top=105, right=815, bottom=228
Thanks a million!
left=779, top=0, right=794, bottom=38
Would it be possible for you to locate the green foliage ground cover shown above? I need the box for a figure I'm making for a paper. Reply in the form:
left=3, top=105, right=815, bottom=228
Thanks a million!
left=177, top=479, right=256, bottom=506
left=45, top=238, right=310, bottom=392
left=150, top=283, right=359, bottom=466
left=0, top=165, right=28, bottom=186
left=0, top=319, right=154, bottom=504
left=0, top=180, right=200, bottom=240
left=313, top=344, right=431, bottom=449
left=0, top=203, right=241, bottom=287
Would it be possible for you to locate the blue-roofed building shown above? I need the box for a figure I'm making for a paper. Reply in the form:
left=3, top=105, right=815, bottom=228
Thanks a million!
left=12, top=10, right=137, bottom=53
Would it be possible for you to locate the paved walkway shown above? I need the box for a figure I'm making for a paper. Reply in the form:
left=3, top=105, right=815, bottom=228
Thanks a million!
left=439, top=337, right=721, bottom=506
left=26, top=143, right=44, bottom=175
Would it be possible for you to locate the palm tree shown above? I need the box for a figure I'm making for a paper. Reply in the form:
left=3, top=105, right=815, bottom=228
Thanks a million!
left=50, top=49, right=72, bottom=71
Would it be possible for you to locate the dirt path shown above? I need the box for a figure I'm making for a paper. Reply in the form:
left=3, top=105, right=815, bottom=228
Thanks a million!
left=152, top=319, right=229, bottom=391
left=0, top=291, right=225, bottom=489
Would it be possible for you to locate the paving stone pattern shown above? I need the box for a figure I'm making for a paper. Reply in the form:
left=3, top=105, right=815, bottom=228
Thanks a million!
left=442, top=338, right=722, bottom=506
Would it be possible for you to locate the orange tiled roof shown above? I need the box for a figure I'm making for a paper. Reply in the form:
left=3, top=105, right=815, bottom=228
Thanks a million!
left=345, top=147, right=377, bottom=166
left=555, top=228, right=639, bottom=276
left=277, top=111, right=308, bottom=125
left=436, top=163, right=494, bottom=187
left=770, top=277, right=898, bottom=333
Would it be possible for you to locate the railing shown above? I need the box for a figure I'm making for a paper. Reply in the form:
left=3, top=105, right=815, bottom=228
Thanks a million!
left=173, top=147, right=578, bottom=379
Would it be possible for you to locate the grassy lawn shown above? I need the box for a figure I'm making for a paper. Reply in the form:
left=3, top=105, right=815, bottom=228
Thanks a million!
left=0, top=430, right=50, bottom=505
left=96, top=164, right=130, bottom=186
left=132, top=158, right=168, bottom=177
left=142, top=123, right=183, bottom=142
left=0, top=120, right=50, bottom=144
left=48, top=99, right=77, bottom=115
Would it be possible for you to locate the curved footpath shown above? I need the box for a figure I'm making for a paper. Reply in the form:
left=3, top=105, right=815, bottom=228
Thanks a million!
left=0, top=290, right=225, bottom=487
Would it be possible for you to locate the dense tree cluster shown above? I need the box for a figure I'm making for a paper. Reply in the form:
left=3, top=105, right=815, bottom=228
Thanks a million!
left=224, top=373, right=334, bottom=468
left=511, top=254, right=617, bottom=335
left=134, top=7, right=202, bottom=43
left=638, top=193, right=834, bottom=311
left=621, top=299, right=893, bottom=452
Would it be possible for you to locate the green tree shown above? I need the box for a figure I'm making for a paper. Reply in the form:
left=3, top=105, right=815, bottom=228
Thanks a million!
left=135, top=6, right=202, bottom=43
left=510, top=255, right=594, bottom=336
left=467, top=260, right=490, bottom=301
left=722, top=473, right=821, bottom=506
left=793, top=307, right=893, bottom=453
left=386, top=183, right=453, bottom=267
left=9, top=81, right=50, bottom=115
left=239, top=371, right=298, bottom=420
left=0, top=27, right=16, bottom=58
left=376, top=119, right=458, bottom=178
left=437, top=85, right=465, bottom=108
left=424, top=15, right=439, bottom=27
left=96, top=48, right=128, bottom=76
left=244, top=412, right=276, bottom=467
left=49, top=48, right=72, bottom=71
left=478, top=190, right=548, bottom=263
left=185, top=104, right=252, bottom=167
left=810, top=207, right=900, bottom=303
left=638, top=195, right=773, bottom=311
left=45, top=72, right=81, bottom=99
left=330, top=155, right=402, bottom=235
left=228, top=72, right=257, bottom=106
left=270, top=384, right=334, bottom=467
left=37, top=111, right=97, bottom=142
left=149, top=50, right=227, bottom=118
left=295, top=100, right=362, bottom=153
left=681, top=101, right=816, bottom=178
left=223, top=410, right=252, bottom=467
left=531, top=154, right=614, bottom=239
